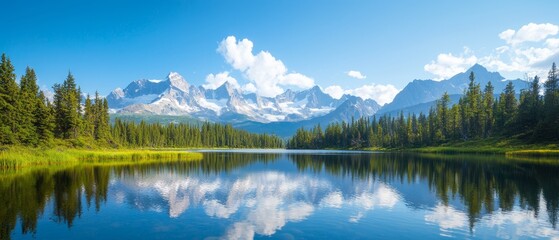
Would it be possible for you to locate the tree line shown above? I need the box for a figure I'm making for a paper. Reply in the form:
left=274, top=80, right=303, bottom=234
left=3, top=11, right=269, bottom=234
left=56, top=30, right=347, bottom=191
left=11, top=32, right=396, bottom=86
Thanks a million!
left=0, top=53, right=283, bottom=149
left=111, top=119, right=284, bottom=148
left=287, top=63, right=559, bottom=149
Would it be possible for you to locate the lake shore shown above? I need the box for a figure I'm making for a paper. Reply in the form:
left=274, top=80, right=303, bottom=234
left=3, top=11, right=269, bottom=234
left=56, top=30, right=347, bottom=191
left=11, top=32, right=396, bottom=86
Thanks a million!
left=0, top=146, right=203, bottom=169
left=358, top=138, right=559, bottom=156
left=403, top=139, right=559, bottom=156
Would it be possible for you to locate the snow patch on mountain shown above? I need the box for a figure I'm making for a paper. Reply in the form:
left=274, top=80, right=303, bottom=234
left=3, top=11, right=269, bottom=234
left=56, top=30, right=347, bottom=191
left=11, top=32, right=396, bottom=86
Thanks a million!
left=108, top=72, right=380, bottom=123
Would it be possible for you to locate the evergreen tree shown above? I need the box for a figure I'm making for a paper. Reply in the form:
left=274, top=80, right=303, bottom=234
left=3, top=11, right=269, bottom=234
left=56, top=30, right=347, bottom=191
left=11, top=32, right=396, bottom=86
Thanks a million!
left=0, top=53, right=19, bottom=144
left=83, top=94, right=94, bottom=137
left=35, top=91, right=55, bottom=145
left=482, top=81, right=494, bottom=137
left=18, top=67, right=40, bottom=145
left=517, top=76, right=541, bottom=137
left=53, top=72, right=81, bottom=139
left=437, top=92, right=451, bottom=140
left=539, top=63, right=559, bottom=140
left=502, top=82, right=517, bottom=132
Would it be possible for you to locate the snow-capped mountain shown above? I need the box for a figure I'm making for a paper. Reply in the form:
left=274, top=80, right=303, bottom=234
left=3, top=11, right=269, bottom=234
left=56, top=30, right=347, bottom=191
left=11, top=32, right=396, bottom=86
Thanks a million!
left=107, top=72, right=378, bottom=123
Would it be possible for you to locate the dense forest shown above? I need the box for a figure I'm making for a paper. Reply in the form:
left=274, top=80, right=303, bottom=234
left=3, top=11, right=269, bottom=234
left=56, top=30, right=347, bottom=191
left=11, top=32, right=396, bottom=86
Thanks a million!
left=287, top=63, right=559, bottom=149
left=0, top=53, right=283, bottom=149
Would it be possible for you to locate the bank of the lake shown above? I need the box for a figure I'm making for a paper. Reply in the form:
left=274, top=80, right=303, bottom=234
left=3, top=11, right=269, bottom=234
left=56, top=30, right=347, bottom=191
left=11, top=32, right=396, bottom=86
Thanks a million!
left=403, top=138, right=559, bottom=156
left=0, top=146, right=203, bottom=169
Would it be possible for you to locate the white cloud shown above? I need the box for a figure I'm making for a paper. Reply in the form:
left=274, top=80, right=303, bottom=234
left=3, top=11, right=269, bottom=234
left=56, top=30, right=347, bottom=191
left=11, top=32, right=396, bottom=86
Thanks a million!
left=324, top=85, right=345, bottom=99
left=324, top=84, right=400, bottom=105
left=217, top=36, right=255, bottom=71
left=424, top=50, right=478, bottom=80
left=499, top=23, right=559, bottom=45
left=242, top=83, right=257, bottom=93
left=280, top=73, right=314, bottom=88
left=347, top=70, right=366, bottom=79
left=218, top=36, right=315, bottom=97
left=202, top=71, right=240, bottom=90
left=426, top=23, right=559, bottom=81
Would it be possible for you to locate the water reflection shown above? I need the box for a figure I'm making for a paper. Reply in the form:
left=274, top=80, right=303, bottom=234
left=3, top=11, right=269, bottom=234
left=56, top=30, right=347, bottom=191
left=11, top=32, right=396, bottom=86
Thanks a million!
left=116, top=170, right=399, bottom=238
left=1, top=151, right=559, bottom=239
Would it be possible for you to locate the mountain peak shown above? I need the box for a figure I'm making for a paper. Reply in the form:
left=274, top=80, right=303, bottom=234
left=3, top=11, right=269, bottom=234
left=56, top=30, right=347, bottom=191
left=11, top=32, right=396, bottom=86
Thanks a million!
left=467, top=63, right=489, bottom=73
left=310, top=85, right=321, bottom=91
left=166, top=72, right=189, bottom=92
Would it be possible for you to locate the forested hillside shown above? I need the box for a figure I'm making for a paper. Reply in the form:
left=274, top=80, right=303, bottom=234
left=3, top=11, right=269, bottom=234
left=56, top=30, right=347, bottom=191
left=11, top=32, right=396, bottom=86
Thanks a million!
left=0, top=54, right=283, bottom=149
left=287, top=63, right=559, bottom=149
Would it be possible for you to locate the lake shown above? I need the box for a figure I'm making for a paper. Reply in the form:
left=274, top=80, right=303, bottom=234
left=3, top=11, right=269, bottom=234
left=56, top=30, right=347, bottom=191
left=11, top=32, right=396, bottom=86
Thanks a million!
left=2, top=150, right=559, bottom=239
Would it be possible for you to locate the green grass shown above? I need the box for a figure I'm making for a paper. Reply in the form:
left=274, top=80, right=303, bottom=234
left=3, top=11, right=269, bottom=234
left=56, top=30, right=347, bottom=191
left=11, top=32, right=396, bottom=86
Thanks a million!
left=409, top=138, right=559, bottom=156
left=0, top=146, right=203, bottom=169
left=505, top=149, right=559, bottom=157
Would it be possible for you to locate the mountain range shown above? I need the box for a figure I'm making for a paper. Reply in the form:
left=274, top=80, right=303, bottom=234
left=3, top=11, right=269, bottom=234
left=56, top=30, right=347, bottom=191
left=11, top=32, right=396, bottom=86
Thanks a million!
left=107, top=64, right=528, bottom=137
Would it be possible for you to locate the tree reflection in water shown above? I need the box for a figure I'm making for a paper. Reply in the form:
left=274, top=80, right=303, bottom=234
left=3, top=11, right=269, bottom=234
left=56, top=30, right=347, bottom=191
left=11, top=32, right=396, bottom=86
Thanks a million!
left=1, top=151, right=558, bottom=239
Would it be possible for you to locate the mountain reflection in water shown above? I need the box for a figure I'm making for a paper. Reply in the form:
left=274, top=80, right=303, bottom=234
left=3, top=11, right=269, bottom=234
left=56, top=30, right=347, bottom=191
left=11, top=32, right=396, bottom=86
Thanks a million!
left=1, top=151, right=558, bottom=239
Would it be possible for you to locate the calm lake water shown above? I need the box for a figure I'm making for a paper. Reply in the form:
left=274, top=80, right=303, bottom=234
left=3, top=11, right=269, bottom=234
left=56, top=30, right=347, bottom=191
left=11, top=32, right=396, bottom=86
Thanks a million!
left=2, top=150, right=559, bottom=239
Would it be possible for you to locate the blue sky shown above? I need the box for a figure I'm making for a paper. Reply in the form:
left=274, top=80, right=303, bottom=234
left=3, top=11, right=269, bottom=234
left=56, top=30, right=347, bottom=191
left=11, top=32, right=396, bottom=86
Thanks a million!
left=2, top=0, right=559, bottom=104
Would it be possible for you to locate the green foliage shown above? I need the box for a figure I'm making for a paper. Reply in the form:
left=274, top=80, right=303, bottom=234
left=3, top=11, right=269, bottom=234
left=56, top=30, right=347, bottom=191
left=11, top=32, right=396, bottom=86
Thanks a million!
left=288, top=63, right=559, bottom=149
left=0, top=54, right=19, bottom=144
left=0, top=146, right=203, bottom=169
left=35, top=92, right=55, bottom=145
left=536, top=63, right=559, bottom=141
left=0, top=53, right=283, bottom=153
left=18, top=67, right=40, bottom=145
left=111, top=119, right=284, bottom=149
left=53, top=72, right=81, bottom=139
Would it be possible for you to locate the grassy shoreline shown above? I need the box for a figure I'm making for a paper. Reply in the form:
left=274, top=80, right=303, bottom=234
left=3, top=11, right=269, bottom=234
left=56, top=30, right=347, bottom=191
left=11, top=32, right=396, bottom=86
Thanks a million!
left=358, top=138, right=559, bottom=157
left=0, top=146, right=203, bottom=169
left=401, top=138, right=559, bottom=156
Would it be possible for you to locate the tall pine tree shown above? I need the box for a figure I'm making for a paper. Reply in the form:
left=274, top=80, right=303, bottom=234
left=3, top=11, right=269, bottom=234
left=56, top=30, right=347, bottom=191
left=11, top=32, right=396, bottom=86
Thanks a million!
left=19, top=67, right=40, bottom=145
left=0, top=53, right=19, bottom=144
left=539, top=63, right=559, bottom=140
left=53, top=72, right=82, bottom=139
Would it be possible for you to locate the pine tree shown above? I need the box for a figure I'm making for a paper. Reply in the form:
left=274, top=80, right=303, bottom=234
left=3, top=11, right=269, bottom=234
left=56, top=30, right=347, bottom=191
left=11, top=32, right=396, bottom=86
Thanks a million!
left=53, top=72, right=82, bottom=139
left=517, top=76, right=541, bottom=137
left=539, top=63, right=559, bottom=140
left=18, top=67, right=40, bottom=145
left=437, top=92, right=451, bottom=140
left=35, top=91, right=55, bottom=145
left=83, top=94, right=94, bottom=137
left=482, top=81, right=494, bottom=137
left=0, top=53, right=19, bottom=144
left=497, top=82, right=517, bottom=136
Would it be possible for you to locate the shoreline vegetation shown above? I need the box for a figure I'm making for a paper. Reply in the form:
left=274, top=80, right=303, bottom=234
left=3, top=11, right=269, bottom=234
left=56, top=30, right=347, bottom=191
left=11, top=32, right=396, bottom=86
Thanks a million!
left=287, top=63, right=559, bottom=157
left=0, top=53, right=283, bottom=170
left=0, top=146, right=203, bottom=170
left=1, top=55, right=558, bottom=170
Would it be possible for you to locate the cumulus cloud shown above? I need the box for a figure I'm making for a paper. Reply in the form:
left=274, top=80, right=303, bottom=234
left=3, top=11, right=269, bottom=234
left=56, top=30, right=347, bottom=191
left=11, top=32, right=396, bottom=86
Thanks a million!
left=324, top=85, right=345, bottom=99
left=324, top=84, right=400, bottom=105
left=202, top=71, right=240, bottom=90
left=218, top=36, right=315, bottom=97
left=425, top=23, right=559, bottom=80
left=424, top=49, right=478, bottom=80
left=499, top=23, right=559, bottom=45
left=242, top=83, right=257, bottom=93
left=347, top=70, right=366, bottom=79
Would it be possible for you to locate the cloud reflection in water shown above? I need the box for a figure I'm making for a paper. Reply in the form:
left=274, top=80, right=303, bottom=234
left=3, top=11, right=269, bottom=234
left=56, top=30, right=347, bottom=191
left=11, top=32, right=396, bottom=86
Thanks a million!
left=117, top=171, right=400, bottom=239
